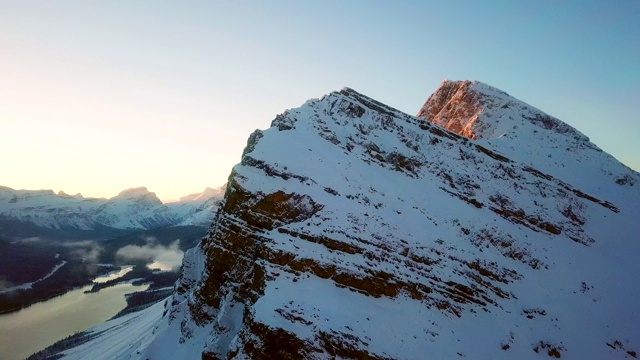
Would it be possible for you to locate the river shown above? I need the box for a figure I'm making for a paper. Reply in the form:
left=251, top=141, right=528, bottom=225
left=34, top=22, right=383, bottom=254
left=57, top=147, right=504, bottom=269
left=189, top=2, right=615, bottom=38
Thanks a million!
left=0, top=279, right=148, bottom=360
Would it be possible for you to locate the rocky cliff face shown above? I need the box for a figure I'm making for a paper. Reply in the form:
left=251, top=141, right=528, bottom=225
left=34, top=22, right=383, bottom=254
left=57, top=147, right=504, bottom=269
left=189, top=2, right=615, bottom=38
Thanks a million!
left=58, top=84, right=640, bottom=359
left=417, top=80, right=586, bottom=141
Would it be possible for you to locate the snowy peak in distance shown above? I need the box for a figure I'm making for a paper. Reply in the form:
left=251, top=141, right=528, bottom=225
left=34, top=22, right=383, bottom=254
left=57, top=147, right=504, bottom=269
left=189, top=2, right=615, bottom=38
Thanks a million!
left=0, top=186, right=57, bottom=203
left=111, top=186, right=162, bottom=204
left=417, top=79, right=639, bottom=201
left=57, top=190, right=83, bottom=199
left=178, top=184, right=227, bottom=203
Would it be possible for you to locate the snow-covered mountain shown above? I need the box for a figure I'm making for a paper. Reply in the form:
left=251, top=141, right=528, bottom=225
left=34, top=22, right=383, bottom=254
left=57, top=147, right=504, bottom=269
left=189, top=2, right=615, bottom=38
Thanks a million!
left=167, top=184, right=227, bottom=227
left=54, top=83, right=639, bottom=359
left=0, top=185, right=225, bottom=231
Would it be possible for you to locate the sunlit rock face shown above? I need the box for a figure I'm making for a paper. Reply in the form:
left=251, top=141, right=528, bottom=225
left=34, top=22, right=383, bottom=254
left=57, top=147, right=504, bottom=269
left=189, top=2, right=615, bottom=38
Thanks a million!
left=163, top=85, right=640, bottom=359
left=417, top=80, right=584, bottom=141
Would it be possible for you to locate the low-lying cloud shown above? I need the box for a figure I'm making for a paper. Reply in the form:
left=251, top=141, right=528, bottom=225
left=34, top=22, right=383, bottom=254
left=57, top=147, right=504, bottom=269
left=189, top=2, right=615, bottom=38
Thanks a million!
left=18, top=236, right=43, bottom=244
left=62, top=240, right=103, bottom=263
left=115, top=238, right=184, bottom=271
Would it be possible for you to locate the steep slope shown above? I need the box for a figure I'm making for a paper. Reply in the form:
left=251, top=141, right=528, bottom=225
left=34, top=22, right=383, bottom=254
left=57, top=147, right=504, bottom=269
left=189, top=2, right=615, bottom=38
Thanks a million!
left=0, top=186, right=224, bottom=231
left=57, top=86, right=640, bottom=359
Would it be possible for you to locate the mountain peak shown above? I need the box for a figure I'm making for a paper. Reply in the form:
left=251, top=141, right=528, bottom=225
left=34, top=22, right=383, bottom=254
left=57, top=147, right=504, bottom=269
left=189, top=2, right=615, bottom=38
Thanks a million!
left=112, top=187, right=161, bottom=204
left=177, top=184, right=227, bottom=203
left=115, top=186, right=150, bottom=196
left=417, top=79, right=585, bottom=141
left=417, top=80, right=638, bottom=201
left=420, top=79, right=592, bottom=144
left=57, top=190, right=83, bottom=199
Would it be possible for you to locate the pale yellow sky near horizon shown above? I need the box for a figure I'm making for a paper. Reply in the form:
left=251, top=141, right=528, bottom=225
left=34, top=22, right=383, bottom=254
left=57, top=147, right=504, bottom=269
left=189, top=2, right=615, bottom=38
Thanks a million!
left=2, top=2, right=638, bottom=202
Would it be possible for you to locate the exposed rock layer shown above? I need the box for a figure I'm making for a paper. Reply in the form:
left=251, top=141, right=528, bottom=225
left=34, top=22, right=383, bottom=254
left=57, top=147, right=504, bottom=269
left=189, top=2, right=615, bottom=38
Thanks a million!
left=163, top=85, right=640, bottom=359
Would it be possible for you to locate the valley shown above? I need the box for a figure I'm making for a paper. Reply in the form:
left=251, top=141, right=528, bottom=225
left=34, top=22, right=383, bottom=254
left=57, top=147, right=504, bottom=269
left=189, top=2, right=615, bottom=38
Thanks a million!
left=0, top=223, right=213, bottom=360
left=0, top=275, right=149, bottom=360
left=0, top=225, right=208, bottom=314
left=0, top=186, right=223, bottom=358
left=0, top=184, right=224, bottom=313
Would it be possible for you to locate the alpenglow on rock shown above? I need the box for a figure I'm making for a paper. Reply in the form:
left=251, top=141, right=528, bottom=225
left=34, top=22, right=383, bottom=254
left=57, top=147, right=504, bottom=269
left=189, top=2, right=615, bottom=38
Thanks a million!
left=57, top=83, right=639, bottom=359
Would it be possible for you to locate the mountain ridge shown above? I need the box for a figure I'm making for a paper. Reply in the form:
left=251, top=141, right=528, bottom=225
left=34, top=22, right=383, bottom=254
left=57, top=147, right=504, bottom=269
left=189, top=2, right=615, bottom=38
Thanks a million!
left=0, top=185, right=226, bottom=231
left=49, top=82, right=640, bottom=359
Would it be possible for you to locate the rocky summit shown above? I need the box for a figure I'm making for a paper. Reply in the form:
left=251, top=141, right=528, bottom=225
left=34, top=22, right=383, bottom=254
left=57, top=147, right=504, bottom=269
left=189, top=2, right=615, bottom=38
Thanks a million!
left=56, top=82, right=640, bottom=359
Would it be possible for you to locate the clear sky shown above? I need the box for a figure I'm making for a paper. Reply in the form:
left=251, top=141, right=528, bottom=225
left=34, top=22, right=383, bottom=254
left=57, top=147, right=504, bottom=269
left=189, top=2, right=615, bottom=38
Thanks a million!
left=1, top=1, right=638, bottom=202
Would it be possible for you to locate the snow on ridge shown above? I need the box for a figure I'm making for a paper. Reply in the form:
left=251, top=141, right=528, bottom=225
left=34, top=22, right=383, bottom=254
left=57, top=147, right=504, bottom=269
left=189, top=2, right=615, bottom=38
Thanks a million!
left=177, top=184, right=227, bottom=203
left=0, top=187, right=57, bottom=202
left=111, top=186, right=160, bottom=202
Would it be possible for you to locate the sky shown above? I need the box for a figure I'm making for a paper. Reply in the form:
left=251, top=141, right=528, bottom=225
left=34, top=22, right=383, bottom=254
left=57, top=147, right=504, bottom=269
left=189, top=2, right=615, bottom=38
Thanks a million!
left=1, top=1, right=638, bottom=202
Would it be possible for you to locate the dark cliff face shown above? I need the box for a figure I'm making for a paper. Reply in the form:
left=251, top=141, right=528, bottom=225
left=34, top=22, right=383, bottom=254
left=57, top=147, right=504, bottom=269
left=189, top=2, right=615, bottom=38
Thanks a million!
left=165, top=86, right=639, bottom=359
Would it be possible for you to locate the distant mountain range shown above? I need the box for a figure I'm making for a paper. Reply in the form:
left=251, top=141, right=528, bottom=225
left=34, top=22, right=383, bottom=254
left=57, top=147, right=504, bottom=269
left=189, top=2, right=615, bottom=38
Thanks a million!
left=0, top=184, right=226, bottom=232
